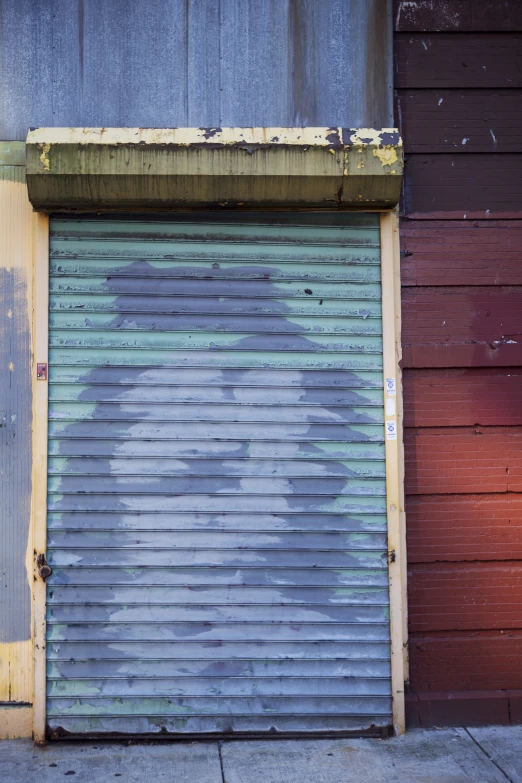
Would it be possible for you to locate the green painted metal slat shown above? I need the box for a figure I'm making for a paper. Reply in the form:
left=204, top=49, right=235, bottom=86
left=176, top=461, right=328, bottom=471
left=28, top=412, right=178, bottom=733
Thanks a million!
left=46, top=212, right=391, bottom=737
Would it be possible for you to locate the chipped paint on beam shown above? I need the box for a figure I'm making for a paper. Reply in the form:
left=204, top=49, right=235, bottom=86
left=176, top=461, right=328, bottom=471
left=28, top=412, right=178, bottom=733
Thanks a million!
left=25, top=127, right=403, bottom=210
left=38, top=143, right=51, bottom=171
left=28, top=127, right=348, bottom=147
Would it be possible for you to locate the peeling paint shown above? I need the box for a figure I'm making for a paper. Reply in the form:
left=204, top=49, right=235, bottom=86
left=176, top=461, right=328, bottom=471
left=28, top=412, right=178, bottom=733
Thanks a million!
left=343, top=129, right=403, bottom=148
left=30, top=126, right=355, bottom=148
left=38, top=142, right=50, bottom=170
left=373, top=146, right=398, bottom=167
left=26, top=127, right=403, bottom=209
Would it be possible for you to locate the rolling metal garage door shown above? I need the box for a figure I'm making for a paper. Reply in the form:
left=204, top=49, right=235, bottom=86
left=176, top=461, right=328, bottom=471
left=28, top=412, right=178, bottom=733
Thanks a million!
left=46, top=213, right=391, bottom=736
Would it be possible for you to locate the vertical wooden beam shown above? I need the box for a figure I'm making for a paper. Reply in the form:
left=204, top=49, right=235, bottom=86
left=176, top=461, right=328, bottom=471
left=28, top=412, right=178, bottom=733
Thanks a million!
left=32, top=213, right=49, bottom=744
left=380, top=210, right=408, bottom=735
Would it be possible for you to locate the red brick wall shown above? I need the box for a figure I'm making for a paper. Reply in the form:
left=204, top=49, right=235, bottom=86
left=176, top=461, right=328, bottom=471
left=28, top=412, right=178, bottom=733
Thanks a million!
left=394, top=0, right=522, bottom=726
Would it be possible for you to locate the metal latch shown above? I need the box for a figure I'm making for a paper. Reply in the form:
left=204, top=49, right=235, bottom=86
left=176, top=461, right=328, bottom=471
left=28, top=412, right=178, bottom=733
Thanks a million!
left=37, top=553, right=52, bottom=581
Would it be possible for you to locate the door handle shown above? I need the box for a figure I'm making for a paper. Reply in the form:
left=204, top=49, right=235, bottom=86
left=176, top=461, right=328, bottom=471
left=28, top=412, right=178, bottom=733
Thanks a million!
left=37, top=553, right=52, bottom=581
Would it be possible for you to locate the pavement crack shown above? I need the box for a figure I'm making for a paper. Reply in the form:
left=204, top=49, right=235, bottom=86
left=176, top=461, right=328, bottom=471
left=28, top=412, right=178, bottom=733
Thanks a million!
left=464, top=727, right=514, bottom=783
left=218, top=740, right=227, bottom=783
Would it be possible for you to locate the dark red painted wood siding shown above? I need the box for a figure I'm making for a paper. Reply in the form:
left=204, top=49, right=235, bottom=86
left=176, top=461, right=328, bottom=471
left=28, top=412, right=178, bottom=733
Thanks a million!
left=400, top=221, right=522, bottom=286
left=407, top=495, right=522, bottom=562
left=394, top=3, right=522, bottom=33
left=405, top=428, right=522, bottom=495
left=405, top=154, right=522, bottom=218
left=397, top=91, right=522, bottom=153
left=404, top=369, right=522, bottom=427
left=409, top=631, right=522, bottom=692
left=394, top=0, right=522, bottom=720
left=402, top=286, right=522, bottom=367
left=395, top=34, right=522, bottom=88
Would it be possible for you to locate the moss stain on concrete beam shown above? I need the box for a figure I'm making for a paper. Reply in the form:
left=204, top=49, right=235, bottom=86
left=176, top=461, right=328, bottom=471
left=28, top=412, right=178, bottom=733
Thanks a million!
left=25, top=128, right=403, bottom=210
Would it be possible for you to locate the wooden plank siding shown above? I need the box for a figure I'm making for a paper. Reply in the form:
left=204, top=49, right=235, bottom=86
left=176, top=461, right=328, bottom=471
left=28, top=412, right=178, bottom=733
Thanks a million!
left=395, top=34, right=522, bottom=88
left=408, top=630, right=522, bottom=693
left=397, top=91, right=522, bottom=153
left=402, top=286, right=522, bottom=367
left=404, top=154, right=522, bottom=219
left=403, top=369, right=522, bottom=427
left=394, top=2, right=522, bottom=33
left=394, top=0, right=522, bottom=724
left=400, top=221, right=522, bottom=286
left=405, top=428, right=522, bottom=495
left=409, top=563, right=522, bottom=632
left=407, top=495, right=522, bottom=562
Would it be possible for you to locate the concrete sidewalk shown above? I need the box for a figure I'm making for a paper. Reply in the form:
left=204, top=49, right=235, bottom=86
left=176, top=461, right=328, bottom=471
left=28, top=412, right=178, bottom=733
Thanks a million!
left=1, top=726, right=521, bottom=783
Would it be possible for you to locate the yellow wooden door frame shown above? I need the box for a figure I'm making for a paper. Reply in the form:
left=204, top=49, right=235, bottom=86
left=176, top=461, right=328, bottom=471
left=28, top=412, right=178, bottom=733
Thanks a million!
left=380, top=211, right=408, bottom=735
left=32, top=213, right=49, bottom=744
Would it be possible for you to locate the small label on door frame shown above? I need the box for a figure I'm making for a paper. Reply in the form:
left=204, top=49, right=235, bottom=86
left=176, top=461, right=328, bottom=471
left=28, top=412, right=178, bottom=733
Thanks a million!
left=386, top=421, right=397, bottom=440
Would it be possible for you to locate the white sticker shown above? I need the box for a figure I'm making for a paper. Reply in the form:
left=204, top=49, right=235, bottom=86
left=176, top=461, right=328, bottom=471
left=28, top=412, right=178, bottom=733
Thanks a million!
left=386, top=398, right=396, bottom=416
left=386, top=421, right=397, bottom=440
left=386, top=377, right=396, bottom=396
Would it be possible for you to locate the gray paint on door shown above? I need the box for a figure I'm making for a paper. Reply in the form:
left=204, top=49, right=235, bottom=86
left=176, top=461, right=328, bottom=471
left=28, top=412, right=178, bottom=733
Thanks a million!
left=45, top=212, right=391, bottom=736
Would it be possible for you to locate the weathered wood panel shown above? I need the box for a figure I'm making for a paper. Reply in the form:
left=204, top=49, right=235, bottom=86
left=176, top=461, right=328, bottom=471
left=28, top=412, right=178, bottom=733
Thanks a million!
left=400, top=220, right=522, bottom=287
left=0, top=163, right=35, bottom=706
left=403, top=369, right=522, bottom=427
left=394, top=1, right=522, bottom=33
left=408, top=630, right=522, bottom=692
left=402, top=286, right=522, bottom=367
left=406, top=494, right=522, bottom=562
left=397, top=90, right=522, bottom=153
left=408, top=563, right=522, bottom=631
left=404, top=154, right=522, bottom=218
left=404, top=427, right=522, bottom=495
left=395, top=33, right=522, bottom=88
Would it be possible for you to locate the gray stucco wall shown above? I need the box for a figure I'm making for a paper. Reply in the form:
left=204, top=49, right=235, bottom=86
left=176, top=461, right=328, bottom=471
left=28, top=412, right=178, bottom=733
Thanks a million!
left=0, top=0, right=392, bottom=140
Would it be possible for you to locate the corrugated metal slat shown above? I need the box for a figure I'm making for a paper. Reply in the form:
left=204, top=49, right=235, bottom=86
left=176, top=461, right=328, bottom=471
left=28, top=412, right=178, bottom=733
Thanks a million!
left=46, top=212, right=391, bottom=736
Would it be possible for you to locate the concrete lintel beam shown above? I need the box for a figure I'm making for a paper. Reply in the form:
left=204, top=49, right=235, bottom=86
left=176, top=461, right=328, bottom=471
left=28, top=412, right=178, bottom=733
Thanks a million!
left=25, top=127, right=403, bottom=210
